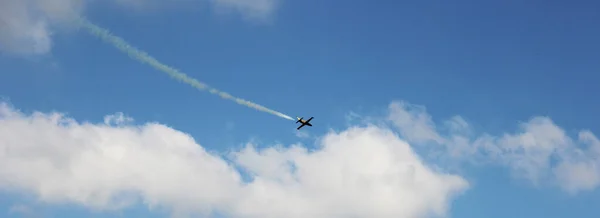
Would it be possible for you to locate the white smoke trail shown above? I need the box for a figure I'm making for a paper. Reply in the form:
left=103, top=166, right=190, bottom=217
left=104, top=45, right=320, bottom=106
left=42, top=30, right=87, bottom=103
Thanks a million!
left=76, top=17, right=294, bottom=121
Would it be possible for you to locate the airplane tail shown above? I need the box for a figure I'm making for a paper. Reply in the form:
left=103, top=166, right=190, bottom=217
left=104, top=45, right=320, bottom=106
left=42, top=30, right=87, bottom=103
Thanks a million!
left=296, top=117, right=302, bottom=123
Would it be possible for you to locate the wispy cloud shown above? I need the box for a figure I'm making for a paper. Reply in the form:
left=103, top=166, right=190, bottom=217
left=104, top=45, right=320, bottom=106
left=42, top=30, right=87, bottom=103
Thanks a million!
left=211, top=0, right=281, bottom=20
left=386, top=100, right=600, bottom=194
left=0, top=0, right=281, bottom=56
left=294, top=130, right=310, bottom=138
left=8, top=204, right=38, bottom=218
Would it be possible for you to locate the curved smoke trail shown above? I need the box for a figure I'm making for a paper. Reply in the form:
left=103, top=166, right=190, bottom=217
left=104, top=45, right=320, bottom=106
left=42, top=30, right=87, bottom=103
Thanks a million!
left=76, top=17, right=294, bottom=121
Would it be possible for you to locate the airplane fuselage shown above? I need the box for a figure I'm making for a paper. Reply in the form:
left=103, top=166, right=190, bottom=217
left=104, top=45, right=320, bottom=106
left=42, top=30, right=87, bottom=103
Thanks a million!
left=296, top=116, right=314, bottom=130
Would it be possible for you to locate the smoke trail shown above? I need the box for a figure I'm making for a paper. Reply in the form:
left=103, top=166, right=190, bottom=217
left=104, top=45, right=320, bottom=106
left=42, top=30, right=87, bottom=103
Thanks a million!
left=76, top=17, right=294, bottom=121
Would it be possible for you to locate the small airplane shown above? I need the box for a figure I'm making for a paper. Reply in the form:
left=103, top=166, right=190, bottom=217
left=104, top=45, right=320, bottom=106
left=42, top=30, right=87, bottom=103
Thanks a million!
left=296, top=116, right=314, bottom=130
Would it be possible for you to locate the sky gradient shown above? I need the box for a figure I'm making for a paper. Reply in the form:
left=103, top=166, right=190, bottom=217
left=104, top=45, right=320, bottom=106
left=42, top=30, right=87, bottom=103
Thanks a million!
left=1, top=0, right=599, bottom=217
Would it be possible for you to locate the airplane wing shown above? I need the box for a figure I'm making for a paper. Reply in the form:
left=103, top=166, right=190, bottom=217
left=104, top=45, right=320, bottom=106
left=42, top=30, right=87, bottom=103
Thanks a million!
left=306, top=117, right=314, bottom=122
left=297, top=123, right=307, bottom=130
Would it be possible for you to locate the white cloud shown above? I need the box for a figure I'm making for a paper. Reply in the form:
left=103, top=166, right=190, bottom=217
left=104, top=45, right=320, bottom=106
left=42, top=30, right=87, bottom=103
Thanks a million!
left=232, top=129, right=468, bottom=218
left=0, top=101, right=468, bottom=217
left=9, top=204, right=32, bottom=215
left=294, top=129, right=310, bottom=138
left=0, top=0, right=54, bottom=55
left=386, top=100, right=600, bottom=194
left=8, top=204, right=40, bottom=218
left=103, top=112, right=134, bottom=125
left=210, top=0, right=280, bottom=20
left=387, top=101, right=444, bottom=144
left=0, top=0, right=280, bottom=55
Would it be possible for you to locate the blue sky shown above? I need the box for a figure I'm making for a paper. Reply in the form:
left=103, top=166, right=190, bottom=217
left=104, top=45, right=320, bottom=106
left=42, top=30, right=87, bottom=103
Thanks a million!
left=0, top=0, right=599, bottom=217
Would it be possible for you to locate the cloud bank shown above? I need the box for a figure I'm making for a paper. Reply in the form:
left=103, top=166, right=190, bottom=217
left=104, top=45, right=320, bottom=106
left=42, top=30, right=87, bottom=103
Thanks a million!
left=0, top=0, right=280, bottom=55
left=0, top=101, right=468, bottom=217
left=1, top=100, right=598, bottom=216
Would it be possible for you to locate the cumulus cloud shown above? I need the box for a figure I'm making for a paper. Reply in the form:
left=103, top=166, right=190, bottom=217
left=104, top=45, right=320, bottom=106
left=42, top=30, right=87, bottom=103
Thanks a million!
left=0, top=101, right=468, bottom=217
left=386, top=100, right=600, bottom=194
left=0, top=0, right=280, bottom=55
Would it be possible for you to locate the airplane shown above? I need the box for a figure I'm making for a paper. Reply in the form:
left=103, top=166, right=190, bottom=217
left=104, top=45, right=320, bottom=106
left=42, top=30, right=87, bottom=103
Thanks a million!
left=296, top=116, right=314, bottom=130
